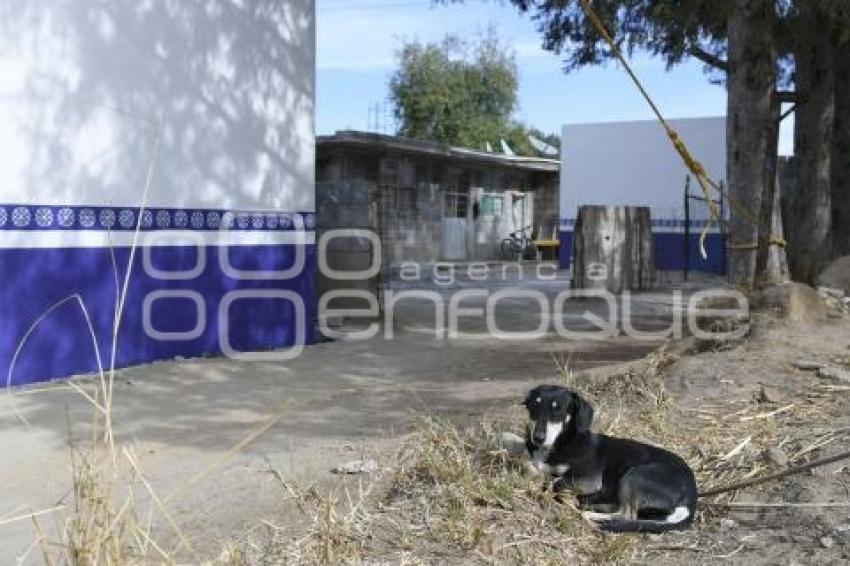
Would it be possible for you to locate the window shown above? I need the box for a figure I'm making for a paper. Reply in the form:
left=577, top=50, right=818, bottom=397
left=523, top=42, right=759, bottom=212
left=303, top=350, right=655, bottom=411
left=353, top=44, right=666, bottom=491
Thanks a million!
left=443, top=193, right=469, bottom=218
left=480, top=194, right=503, bottom=219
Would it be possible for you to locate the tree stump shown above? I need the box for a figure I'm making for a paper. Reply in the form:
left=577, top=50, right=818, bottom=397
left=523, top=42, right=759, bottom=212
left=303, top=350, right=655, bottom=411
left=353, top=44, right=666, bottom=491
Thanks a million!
left=572, top=206, right=654, bottom=294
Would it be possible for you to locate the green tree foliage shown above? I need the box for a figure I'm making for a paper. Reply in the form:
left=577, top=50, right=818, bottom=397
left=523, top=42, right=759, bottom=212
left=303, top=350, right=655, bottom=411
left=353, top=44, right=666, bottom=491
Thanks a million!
left=389, top=32, right=555, bottom=156
left=389, top=34, right=517, bottom=149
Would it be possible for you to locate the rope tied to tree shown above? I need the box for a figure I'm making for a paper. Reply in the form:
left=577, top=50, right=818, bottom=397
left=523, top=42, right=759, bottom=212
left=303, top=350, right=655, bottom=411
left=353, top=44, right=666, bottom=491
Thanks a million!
left=728, top=236, right=788, bottom=251
left=578, top=0, right=785, bottom=259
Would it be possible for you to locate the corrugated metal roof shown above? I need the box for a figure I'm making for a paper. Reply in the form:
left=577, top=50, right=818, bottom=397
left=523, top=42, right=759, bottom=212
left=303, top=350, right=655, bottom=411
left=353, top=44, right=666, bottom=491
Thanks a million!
left=317, top=130, right=560, bottom=173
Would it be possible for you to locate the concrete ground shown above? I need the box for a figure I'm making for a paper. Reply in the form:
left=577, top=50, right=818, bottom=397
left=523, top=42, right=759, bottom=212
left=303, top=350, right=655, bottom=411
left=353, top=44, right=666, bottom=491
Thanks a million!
left=0, top=267, right=722, bottom=561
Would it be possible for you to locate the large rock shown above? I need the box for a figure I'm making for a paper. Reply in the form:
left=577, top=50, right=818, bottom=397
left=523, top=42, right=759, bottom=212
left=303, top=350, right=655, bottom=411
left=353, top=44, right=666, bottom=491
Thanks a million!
left=817, top=256, right=850, bottom=296
left=750, top=282, right=828, bottom=322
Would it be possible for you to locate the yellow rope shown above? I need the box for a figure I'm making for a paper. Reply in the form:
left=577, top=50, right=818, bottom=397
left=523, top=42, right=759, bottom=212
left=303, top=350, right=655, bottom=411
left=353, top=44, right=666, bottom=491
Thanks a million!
left=577, top=0, right=784, bottom=257
left=729, top=237, right=787, bottom=250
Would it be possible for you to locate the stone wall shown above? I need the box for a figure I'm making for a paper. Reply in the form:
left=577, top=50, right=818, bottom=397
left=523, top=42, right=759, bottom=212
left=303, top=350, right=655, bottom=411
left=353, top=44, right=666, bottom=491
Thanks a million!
left=317, top=148, right=557, bottom=267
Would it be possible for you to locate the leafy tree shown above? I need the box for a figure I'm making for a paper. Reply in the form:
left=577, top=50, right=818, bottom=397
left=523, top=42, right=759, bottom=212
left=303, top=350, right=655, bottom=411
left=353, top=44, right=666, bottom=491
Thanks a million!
left=389, top=32, right=557, bottom=156
left=389, top=33, right=519, bottom=150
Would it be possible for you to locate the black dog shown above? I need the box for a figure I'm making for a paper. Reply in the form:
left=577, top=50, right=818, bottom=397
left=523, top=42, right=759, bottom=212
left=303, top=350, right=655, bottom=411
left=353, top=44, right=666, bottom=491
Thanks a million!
left=523, top=385, right=697, bottom=533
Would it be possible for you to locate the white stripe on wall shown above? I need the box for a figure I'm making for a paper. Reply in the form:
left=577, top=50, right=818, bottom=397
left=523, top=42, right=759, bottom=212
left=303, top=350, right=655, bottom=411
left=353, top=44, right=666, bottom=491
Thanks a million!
left=0, top=230, right=316, bottom=249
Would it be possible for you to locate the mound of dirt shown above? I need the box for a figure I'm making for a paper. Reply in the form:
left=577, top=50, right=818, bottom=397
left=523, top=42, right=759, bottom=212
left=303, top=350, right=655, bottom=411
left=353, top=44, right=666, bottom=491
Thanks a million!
left=818, top=255, right=850, bottom=296
left=750, top=282, right=828, bottom=322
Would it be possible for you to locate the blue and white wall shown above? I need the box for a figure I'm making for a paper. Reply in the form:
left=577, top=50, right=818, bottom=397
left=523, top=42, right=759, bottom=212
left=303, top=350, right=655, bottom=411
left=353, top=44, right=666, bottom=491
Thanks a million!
left=559, top=117, right=727, bottom=274
left=0, top=1, right=316, bottom=386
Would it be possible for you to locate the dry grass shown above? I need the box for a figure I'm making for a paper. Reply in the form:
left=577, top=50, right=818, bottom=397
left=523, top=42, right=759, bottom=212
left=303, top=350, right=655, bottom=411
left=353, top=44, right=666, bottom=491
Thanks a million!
left=1, top=129, right=174, bottom=565
left=237, top=349, right=687, bottom=565
left=382, top=415, right=640, bottom=564
left=237, top=334, right=848, bottom=565
left=239, top=414, right=641, bottom=565
left=2, top=126, right=235, bottom=564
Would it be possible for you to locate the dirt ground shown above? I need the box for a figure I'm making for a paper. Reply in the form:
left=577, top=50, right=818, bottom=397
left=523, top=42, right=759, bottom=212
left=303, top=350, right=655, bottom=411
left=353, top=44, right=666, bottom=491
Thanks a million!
left=648, top=313, right=850, bottom=565
left=0, top=269, right=670, bottom=562
left=242, top=311, right=850, bottom=565
left=2, top=270, right=849, bottom=564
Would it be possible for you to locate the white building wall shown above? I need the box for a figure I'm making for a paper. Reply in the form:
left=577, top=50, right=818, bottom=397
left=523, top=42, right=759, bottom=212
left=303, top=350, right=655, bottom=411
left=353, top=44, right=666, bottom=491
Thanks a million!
left=560, top=117, right=726, bottom=223
left=0, top=1, right=317, bottom=386
left=0, top=0, right=315, bottom=212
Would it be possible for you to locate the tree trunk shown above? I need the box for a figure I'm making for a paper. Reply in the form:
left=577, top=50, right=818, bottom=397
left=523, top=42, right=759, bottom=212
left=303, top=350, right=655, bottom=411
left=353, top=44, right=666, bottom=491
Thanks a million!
left=789, top=9, right=835, bottom=283
left=726, top=0, right=777, bottom=290
left=756, top=93, right=789, bottom=284
left=832, top=41, right=850, bottom=257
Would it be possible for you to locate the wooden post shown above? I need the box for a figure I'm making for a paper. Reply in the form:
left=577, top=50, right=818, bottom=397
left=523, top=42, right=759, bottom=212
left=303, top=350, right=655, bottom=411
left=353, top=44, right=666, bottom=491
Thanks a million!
left=572, top=205, right=654, bottom=294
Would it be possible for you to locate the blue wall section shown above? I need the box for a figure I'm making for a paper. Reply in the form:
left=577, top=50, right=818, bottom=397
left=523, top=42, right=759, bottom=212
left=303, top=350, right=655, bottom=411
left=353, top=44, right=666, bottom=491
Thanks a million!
left=558, top=230, right=726, bottom=274
left=653, top=232, right=726, bottom=274
left=1, top=244, right=316, bottom=386
left=558, top=231, right=573, bottom=270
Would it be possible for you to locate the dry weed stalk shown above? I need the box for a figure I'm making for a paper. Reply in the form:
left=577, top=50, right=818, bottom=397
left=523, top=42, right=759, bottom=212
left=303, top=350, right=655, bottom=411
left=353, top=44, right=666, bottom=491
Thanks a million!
left=3, top=115, right=303, bottom=563
left=1, top=124, right=194, bottom=564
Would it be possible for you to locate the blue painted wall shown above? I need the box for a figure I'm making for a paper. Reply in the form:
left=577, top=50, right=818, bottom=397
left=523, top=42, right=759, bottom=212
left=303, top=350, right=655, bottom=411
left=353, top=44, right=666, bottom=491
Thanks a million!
left=558, top=230, right=573, bottom=270
left=0, top=245, right=316, bottom=385
left=558, top=229, right=726, bottom=274
left=0, top=2, right=317, bottom=386
left=1, top=242, right=316, bottom=387
left=653, top=232, right=726, bottom=273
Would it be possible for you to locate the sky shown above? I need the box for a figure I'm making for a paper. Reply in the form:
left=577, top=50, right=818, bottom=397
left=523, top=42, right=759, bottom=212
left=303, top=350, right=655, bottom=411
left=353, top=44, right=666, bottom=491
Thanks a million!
left=317, top=0, right=793, bottom=155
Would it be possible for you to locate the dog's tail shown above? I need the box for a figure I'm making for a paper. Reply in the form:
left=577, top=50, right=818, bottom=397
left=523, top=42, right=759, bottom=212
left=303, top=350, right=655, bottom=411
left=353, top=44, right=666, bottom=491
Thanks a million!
left=595, top=505, right=694, bottom=534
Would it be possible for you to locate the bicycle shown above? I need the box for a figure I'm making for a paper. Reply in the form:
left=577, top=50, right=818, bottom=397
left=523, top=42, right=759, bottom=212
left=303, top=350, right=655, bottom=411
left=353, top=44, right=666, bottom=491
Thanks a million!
left=500, top=226, right=537, bottom=261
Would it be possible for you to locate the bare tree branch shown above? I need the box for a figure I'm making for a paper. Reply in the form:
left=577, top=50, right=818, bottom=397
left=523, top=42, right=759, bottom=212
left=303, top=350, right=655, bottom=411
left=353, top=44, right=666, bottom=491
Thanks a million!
left=776, top=90, right=800, bottom=103
left=687, top=46, right=728, bottom=72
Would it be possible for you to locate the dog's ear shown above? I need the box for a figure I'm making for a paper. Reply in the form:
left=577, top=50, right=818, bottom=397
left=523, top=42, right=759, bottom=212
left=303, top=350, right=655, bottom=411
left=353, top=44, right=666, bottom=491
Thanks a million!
left=571, top=393, right=594, bottom=433
left=521, top=386, right=542, bottom=408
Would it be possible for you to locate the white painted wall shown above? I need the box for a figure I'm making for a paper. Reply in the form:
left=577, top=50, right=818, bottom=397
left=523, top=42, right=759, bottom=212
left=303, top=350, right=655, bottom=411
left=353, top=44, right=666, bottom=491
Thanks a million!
left=0, top=0, right=315, bottom=212
left=560, top=117, right=726, bottom=222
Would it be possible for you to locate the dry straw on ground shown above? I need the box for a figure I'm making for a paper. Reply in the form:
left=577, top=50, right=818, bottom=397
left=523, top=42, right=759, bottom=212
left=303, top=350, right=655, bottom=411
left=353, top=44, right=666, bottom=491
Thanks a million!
left=237, top=335, right=847, bottom=564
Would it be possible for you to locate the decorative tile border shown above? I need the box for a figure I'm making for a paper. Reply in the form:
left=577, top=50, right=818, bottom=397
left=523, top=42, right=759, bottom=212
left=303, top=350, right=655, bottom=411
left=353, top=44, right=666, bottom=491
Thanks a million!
left=0, top=204, right=315, bottom=232
left=559, top=218, right=713, bottom=229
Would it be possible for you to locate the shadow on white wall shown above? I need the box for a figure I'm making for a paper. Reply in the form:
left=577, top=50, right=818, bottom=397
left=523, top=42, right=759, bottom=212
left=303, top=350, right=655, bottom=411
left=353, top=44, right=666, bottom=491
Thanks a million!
left=0, top=0, right=315, bottom=211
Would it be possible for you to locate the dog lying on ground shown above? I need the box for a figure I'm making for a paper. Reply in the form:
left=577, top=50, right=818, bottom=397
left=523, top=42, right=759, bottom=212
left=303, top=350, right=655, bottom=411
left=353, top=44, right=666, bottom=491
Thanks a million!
left=504, top=385, right=697, bottom=533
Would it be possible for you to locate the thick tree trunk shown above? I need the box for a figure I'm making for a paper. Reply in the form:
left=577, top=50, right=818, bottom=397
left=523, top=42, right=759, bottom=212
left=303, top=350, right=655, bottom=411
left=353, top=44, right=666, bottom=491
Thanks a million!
left=832, top=42, right=850, bottom=257
left=789, top=9, right=835, bottom=284
left=756, top=94, right=789, bottom=284
left=726, top=0, right=777, bottom=290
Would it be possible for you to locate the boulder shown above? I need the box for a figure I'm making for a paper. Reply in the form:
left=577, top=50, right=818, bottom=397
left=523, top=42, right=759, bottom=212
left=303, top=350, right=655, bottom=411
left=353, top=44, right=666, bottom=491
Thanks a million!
left=817, top=256, right=850, bottom=296
left=750, top=282, right=828, bottom=322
